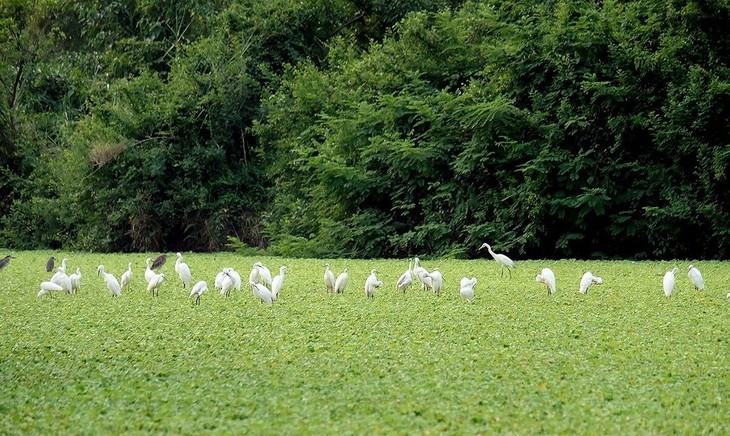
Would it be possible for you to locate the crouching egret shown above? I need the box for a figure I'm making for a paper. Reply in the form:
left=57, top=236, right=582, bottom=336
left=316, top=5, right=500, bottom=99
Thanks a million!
left=147, top=273, right=165, bottom=297
left=37, top=281, right=64, bottom=298
left=579, top=272, right=603, bottom=294
left=251, top=281, right=273, bottom=304
left=395, top=258, right=413, bottom=292
left=364, top=269, right=383, bottom=299
left=271, top=266, right=287, bottom=301
left=190, top=281, right=208, bottom=305
left=334, top=269, right=349, bottom=294
left=175, top=252, right=191, bottom=288
left=460, top=277, right=477, bottom=302
left=121, top=263, right=132, bottom=290
left=479, top=243, right=516, bottom=278
left=324, top=264, right=335, bottom=293
left=688, top=264, right=704, bottom=290
left=430, top=269, right=443, bottom=295
left=663, top=268, right=679, bottom=297
left=97, top=265, right=122, bottom=297
left=536, top=268, right=556, bottom=295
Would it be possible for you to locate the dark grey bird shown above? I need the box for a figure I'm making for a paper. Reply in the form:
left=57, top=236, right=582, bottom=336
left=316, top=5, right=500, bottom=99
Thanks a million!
left=0, top=255, right=13, bottom=271
left=46, top=256, right=56, bottom=272
left=151, top=254, right=167, bottom=270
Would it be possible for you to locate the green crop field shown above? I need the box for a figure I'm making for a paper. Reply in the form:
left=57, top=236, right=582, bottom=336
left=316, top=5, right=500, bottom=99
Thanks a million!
left=0, top=251, right=728, bottom=433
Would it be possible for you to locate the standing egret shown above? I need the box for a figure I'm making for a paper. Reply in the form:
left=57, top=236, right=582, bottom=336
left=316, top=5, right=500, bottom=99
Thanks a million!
left=249, top=264, right=261, bottom=284
left=254, top=262, right=272, bottom=286
left=430, top=269, right=444, bottom=295
left=147, top=273, right=165, bottom=297
left=663, top=267, right=679, bottom=297
left=334, top=269, right=349, bottom=294
left=175, top=252, right=192, bottom=289
left=579, top=272, right=603, bottom=294
left=324, top=264, right=335, bottom=293
left=121, top=263, right=133, bottom=290
left=37, top=281, right=64, bottom=298
left=0, top=255, right=14, bottom=270
left=271, top=266, right=287, bottom=301
left=460, top=277, right=477, bottom=302
left=535, top=268, right=556, bottom=295
left=58, top=258, right=68, bottom=274
left=46, top=256, right=55, bottom=272
left=55, top=268, right=72, bottom=294
left=69, top=268, right=82, bottom=293
left=214, top=269, right=226, bottom=290
left=50, top=267, right=64, bottom=285
left=97, top=265, right=122, bottom=297
left=364, top=269, right=383, bottom=299
left=395, top=258, right=413, bottom=292
left=479, top=243, right=516, bottom=278
left=151, top=254, right=167, bottom=270
left=220, top=272, right=234, bottom=297
left=688, top=264, right=705, bottom=290
left=413, top=257, right=428, bottom=289
left=144, top=258, right=156, bottom=283
left=417, top=269, right=433, bottom=291
left=189, top=280, right=208, bottom=305
left=225, top=267, right=242, bottom=291
left=251, top=281, right=274, bottom=304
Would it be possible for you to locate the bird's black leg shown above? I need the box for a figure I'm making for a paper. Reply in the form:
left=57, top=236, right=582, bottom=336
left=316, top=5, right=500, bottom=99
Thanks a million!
left=500, top=268, right=504, bottom=278
left=508, top=269, right=512, bottom=279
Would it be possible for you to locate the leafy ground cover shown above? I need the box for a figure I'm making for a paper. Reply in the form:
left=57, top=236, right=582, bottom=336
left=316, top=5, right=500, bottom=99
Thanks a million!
left=0, top=252, right=728, bottom=433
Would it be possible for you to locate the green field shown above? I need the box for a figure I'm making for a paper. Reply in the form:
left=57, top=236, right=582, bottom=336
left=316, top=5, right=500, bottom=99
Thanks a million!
left=1, top=252, right=728, bottom=433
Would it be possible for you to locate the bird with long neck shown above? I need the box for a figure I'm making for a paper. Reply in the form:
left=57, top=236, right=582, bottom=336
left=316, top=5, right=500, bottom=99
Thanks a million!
left=479, top=243, right=516, bottom=278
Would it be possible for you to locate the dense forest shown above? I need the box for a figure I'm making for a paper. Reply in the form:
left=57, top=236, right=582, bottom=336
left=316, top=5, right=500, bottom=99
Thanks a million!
left=1, top=0, right=728, bottom=259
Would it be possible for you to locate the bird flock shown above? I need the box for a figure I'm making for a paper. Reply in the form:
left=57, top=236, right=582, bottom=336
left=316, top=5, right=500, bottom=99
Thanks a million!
left=0, top=242, right=725, bottom=303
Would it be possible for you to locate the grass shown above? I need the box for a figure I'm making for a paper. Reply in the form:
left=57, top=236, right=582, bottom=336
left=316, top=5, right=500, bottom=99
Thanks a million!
left=0, top=251, right=728, bottom=433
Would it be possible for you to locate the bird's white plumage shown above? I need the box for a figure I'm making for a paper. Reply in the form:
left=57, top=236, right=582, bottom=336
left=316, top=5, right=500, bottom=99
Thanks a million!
left=479, top=243, right=516, bottom=277
left=364, top=269, right=382, bottom=298
left=271, top=266, right=287, bottom=301
left=688, top=264, right=704, bottom=290
left=189, top=280, right=208, bottom=304
left=663, top=267, right=678, bottom=297
left=579, top=272, right=603, bottom=294
left=69, top=267, right=82, bottom=293
left=412, top=257, right=429, bottom=289
left=225, top=267, right=241, bottom=291
left=144, top=258, right=155, bottom=284
left=175, top=252, right=191, bottom=288
left=535, top=268, right=556, bottom=294
left=98, top=265, right=122, bottom=297
left=37, top=281, right=64, bottom=297
left=395, top=258, right=413, bottom=292
left=429, top=269, right=443, bottom=294
left=214, top=270, right=226, bottom=290
left=254, top=262, right=272, bottom=286
left=147, top=273, right=165, bottom=296
left=334, top=269, right=349, bottom=294
left=220, top=274, right=234, bottom=297
left=121, top=262, right=132, bottom=289
left=460, top=277, right=477, bottom=302
left=324, top=264, right=335, bottom=293
left=251, top=281, right=273, bottom=304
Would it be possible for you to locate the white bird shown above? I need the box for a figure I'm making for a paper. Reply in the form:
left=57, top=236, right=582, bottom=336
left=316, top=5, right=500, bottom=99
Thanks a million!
left=189, top=280, right=208, bottom=305
left=334, top=268, right=349, bottom=294
left=220, top=273, right=234, bottom=297
left=144, top=258, right=156, bottom=283
left=58, top=258, right=68, bottom=274
left=249, top=264, right=260, bottom=284
left=147, top=273, right=165, bottom=297
left=37, top=281, right=64, bottom=298
left=56, top=269, right=72, bottom=294
left=429, top=269, right=443, bottom=295
left=395, top=258, right=413, bottom=292
left=69, top=268, right=82, bottom=293
left=417, top=269, right=433, bottom=291
left=271, top=266, right=287, bottom=301
left=364, top=269, right=383, bottom=299
left=688, top=264, right=705, bottom=290
left=254, top=262, right=272, bottom=286
left=225, top=267, right=242, bottom=291
left=579, top=272, right=603, bottom=294
left=121, top=262, right=132, bottom=290
left=214, top=270, right=226, bottom=290
left=50, top=267, right=64, bottom=285
left=98, top=265, right=122, bottom=297
left=663, top=267, right=679, bottom=297
left=175, top=252, right=191, bottom=289
left=535, top=268, right=556, bottom=295
left=324, top=264, right=335, bottom=293
left=413, top=257, right=429, bottom=289
left=460, top=277, right=477, bottom=302
left=251, top=281, right=273, bottom=304
left=479, top=243, right=516, bottom=278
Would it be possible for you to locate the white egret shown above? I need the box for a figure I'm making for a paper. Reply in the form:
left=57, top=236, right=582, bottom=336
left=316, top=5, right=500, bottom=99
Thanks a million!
left=395, top=258, right=413, bottom=292
left=151, top=254, right=167, bottom=270
left=189, top=280, right=208, bottom=305
left=69, top=268, right=82, bottom=293
left=144, top=258, right=156, bottom=283
left=97, top=265, right=122, bottom=297
left=249, top=264, right=261, bottom=284
left=535, top=268, right=556, bottom=295
left=50, top=267, right=64, bottom=285
left=58, top=258, right=68, bottom=274
left=413, top=257, right=428, bottom=289
left=56, top=268, right=72, bottom=294
left=479, top=243, right=516, bottom=278
left=430, top=269, right=443, bottom=295
left=220, top=273, right=234, bottom=297
left=121, top=263, right=132, bottom=290
left=417, top=269, right=433, bottom=291
left=225, top=267, right=242, bottom=291
left=579, top=272, right=603, bottom=294
left=334, top=268, right=349, bottom=294
left=214, top=270, right=226, bottom=290
left=175, top=252, right=191, bottom=289
left=251, top=281, right=273, bottom=304
left=324, top=264, right=335, bottom=293
left=663, top=267, right=678, bottom=297
left=460, top=277, right=477, bottom=302
left=688, top=264, right=705, bottom=290
left=147, top=273, right=165, bottom=297
left=254, top=262, right=272, bottom=286
left=271, top=266, right=287, bottom=301
left=364, top=269, right=383, bottom=299
left=37, top=281, right=63, bottom=298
